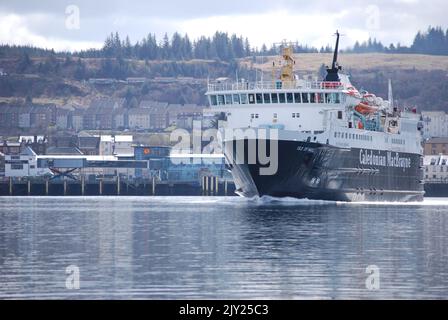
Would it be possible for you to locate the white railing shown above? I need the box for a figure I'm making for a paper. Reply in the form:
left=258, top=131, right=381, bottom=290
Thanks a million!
left=207, top=81, right=344, bottom=92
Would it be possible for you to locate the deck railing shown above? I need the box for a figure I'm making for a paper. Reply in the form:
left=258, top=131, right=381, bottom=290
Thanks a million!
left=207, top=81, right=344, bottom=92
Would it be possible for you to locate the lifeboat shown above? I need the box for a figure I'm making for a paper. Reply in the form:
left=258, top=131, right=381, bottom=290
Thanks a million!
left=355, top=103, right=379, bottom=115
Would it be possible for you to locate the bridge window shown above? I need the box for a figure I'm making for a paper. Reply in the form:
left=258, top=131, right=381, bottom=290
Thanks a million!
left=248, top=94, right=255, bottom=104
left=11, top=164, right=23, bottom=170
left=335, top=93, right=341, bottom=104
left=210, top=95, right=217, bottom=106
left=302, top=93, right=309, bottom=103
left=233, top=94, right=241, bottom=104
left=217, top=95, right=225, bottom=105
left=294, top=93, right=301, bottom=103
left=271, top=93, right=279, bottom=103
left=225, top=94, right=232, bottom=105
left=279, top=93, right=286, bottom=103
left=264, top=93, right=271, bottom=103
left=241, top=94, right=248, bottom=104
left=317, top=93, right=325, bottom=103
left=256, top=93, right=263, bottom=104
left=287, top=93, right=294, bottom=103
left=310, top=93, right=316, bottom=103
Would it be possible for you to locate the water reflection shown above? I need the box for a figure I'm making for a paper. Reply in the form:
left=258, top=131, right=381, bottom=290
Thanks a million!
left=0, top=197, right=447, bottom=299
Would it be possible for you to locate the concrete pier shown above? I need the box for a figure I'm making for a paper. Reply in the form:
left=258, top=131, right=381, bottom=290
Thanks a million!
left=0, top=177, right=236, bottom=197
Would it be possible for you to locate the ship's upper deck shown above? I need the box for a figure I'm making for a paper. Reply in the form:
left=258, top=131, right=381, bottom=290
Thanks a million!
left=207, top=80, right=345, bottom=94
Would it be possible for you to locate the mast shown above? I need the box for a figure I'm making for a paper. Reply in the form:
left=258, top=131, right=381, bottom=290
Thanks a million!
left=388, top=79, right=394, bottom=113
left=324, top=30, right=342, bottom=82
left=332, top=30, right=340, bottom=70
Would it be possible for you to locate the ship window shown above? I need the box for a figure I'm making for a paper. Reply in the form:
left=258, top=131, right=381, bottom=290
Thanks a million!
left=293, top=113, right=296, bottom=118
left=264, top=93, right=271, bottom=104
left=271, top=93, right=279, bottom=103
left=335, top=93, right=341, bottom=104
left=274, top=113, right=278, bottom=119
left=310, top=93, right=316, bottom=103
left=217, top=95, right=225, bottom=105
left=302, top=93, right=309, bottom=103
left=251, top=114, right=254, bottom=119
left=240, top=94, right=248, bottom=104
left=279, top=93, right=286, bottom=103
left=248, top=94, right=255, bottom=104
left=325, top=93, right=331, bottom=103
left=334, top=132, right=337, bottom=138
left=294, top=93, right=301, bottom=103
left=11, top=164, right=23, bottom=170
left=443, top=160, right=447, bottom=165
left=318, top=93, right=325, bottom=103
left=225, top=94, right=232, bottom=105
left=287, top=93, right=294, bottom=103
left=337, top=111, right=343, bottom=119
left=255, top=114, right=259, bottom=119
left=233, top=94, right=241, bottom=104
left=210, top=95, right=218, bottom=106
left=256, top=93, right=263, bottom=104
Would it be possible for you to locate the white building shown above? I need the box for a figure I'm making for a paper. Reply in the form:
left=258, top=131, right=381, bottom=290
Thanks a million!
left=422, top=111, right=448, bottom=139
left=98, top=135, right=135, bottom=177
left=424, top=154, right=448, bottom=182
left=98, top=135, right=133, bottom=156
left=5, top=147, right=50, bottom=177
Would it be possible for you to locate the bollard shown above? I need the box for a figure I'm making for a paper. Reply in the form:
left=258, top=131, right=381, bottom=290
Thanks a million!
left=117, top=175, right=120, bottom=196
left=152, top=176, right=156, bottom=196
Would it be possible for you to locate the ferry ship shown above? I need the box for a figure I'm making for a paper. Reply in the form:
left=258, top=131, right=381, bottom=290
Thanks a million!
left=206, top=32, right=425, bottom=202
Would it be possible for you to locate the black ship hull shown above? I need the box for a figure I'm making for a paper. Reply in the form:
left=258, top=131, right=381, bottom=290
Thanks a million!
left=224, top=139, right=424, bottom=202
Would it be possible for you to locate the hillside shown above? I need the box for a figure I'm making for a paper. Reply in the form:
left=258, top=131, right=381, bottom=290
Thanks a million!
left=0, top=53, right=447, bottom=110
left=245, top=53, right=448, bottom=73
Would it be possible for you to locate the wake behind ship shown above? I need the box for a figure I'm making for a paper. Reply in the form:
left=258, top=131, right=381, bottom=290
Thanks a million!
left=206, top=32, right=424, bottom=202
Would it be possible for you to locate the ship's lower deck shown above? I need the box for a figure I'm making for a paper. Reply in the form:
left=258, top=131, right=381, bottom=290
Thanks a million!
left=224, top=139, right=424, bottom=202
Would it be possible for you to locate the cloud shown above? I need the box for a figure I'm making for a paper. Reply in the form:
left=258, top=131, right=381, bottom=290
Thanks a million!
left=0, top=0, right=447, bottom=51
left=0, top=13, right=102, bottom=51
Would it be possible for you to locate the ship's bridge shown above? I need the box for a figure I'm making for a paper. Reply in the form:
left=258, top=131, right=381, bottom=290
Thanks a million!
left=206, top=80, right=346, bottom=107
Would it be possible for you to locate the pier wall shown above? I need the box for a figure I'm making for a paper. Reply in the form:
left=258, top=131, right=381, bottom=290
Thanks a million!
left=0, top=177, right=236, bottom=197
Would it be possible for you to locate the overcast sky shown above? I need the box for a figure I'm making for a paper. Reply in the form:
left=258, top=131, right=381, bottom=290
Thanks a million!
left=0, top=0, right=446, bottom=52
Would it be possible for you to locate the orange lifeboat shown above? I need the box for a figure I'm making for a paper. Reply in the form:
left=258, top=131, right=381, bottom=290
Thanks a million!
left=355, top=103, right=379, bottom=115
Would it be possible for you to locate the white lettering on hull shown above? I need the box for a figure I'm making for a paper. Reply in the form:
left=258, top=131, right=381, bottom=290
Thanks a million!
left=359, top=149, right=411, bottom=169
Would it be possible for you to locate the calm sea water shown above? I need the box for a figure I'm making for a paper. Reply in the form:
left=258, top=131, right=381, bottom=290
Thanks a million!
left=0, top=196, right=447, bottom=300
